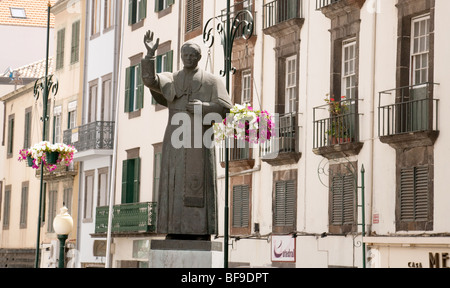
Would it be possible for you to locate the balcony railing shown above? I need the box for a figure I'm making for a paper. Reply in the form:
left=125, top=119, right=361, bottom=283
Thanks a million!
left=263, top=0, right=303, bottom=29
left=219, top=138, right=251, bottom=163
left=378, top=83, right=439, bottom=137
left=95, top=202, right=157, bottom=234
left=316, top=0, right=341, bottom=10
left=313, top=99, right=359, bottom=149
left=261, top=112, right=297, bottom=158
left=63, top=121, right=115, bottom=152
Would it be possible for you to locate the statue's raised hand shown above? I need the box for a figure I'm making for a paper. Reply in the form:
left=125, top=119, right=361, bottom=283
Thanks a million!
left=144, top=30, right=159, bottom=58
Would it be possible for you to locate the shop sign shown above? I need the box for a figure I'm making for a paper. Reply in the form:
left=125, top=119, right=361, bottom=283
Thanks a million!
left=271, top=235, right=295, bottom=262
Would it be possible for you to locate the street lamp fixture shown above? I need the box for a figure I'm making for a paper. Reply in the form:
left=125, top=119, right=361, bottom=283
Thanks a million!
left=53, top=206, right=73, bottom=268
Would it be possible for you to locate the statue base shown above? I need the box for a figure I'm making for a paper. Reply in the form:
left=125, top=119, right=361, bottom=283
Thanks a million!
left=148, top=239, right=223, bottom=268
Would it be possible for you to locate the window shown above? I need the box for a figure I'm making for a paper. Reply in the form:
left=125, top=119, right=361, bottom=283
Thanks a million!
left=411, top=15, right=430, bottom=86
left=274, top=180, right=295, bottom=227
left=342, top=39, right=356, bottom=99
left=129, top=0, right=147, bottom=25
left=101, top=74, right=113, bottom=121
left=88, top=80, right=98, bottom=123
left=185, top=0, right=203, bottom=40
left=241, top=70, right=252, bottom=104
left=20, top=182, right=29, bottom=228
left=71, top=20, right=80, bottom=64
left=104, top=0, right=115, bottom=30
left=285, top=55, right=297, bottom=113
left=125, top=64, right=143, bottom=112
left=10, top=7, right=26, bottom=18
left=155, top=0, right=174, bottom=12
left=98, top=167, right=109, bottom=206
left=7, top=114, right=14, bottom=158
left=56, top=28, right=65, bottom=70
left=122, top=158, right=141, bottom=204
left=232, top=185, right=249, bottom=228
left=53, top=106, right=62, bottom=144
left=68, top=101, right=77, bottom=129
left=47, top=189, right=57, bottom=232
left=153, top=50, right=173, bottom=105
left=23, top=108, right=32, bottom=149
left=3, top=185, right=11, bottom=229
left=63, top=187, right=73, bottom=213
left=91, top=0, right=101, bottom=36
left=399, top=166, right=431, bottom=228
left=84, top=171, right=94, bottom=220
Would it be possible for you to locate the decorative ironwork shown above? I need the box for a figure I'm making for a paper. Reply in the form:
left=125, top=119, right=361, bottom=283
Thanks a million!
left=95, top=202, right=157, bottom=234
left=203, top=1, right=254, bottom=76
left=63, top=121, right=115, bottom=152
left=316, top=0, right=341, bottom=10
left=33, top=75, right=59, bottom=102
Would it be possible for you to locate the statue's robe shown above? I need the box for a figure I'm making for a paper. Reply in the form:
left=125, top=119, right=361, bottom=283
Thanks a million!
left=142, top=58, right=231, bottom=236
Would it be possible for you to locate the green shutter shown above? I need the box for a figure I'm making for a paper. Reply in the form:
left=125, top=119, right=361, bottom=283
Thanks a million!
left=331, top=175, right=355, bottom=225
left=124, top=67, right=131, bottom=112
left=400, top=166, right=429, bottom=221
left=71, top=21, right=80, bottom=63
left=166, top=50, right=174, bottom=72
left=139, top=0, right=147, bottom=21
left=155, top=0, right=160, bottom=12
left=167, top=0, right=175, bottom=6
left=122, top=160, right=128, bottom=204
left=136, top=64, right=144, bottom=109
left=133, top=158, right=141, bottom=203
left=128, top=0, right=134, bottom=25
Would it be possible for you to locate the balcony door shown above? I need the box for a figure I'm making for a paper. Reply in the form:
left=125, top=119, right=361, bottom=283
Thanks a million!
left=410, top=15, right=430, bottom=132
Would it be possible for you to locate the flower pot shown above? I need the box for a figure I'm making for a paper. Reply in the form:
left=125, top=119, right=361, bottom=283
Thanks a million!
left=46, top=151, right=59, bottom=164
left=27, top=155, right=34, bottom=167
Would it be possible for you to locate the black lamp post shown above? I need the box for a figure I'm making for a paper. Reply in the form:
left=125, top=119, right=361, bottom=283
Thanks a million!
left=203, top=0, right=254, bottom=268
left=33, top=1, right=59, bottom=268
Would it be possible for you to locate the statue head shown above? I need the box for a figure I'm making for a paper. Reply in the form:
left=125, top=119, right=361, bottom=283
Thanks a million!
left=181, top=41, right=202, bottom=70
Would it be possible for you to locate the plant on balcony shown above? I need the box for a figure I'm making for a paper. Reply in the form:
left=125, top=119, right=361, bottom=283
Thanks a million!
left=18, top=141, right=77, bottom=171
left=214, top=103, right=274, bottom=145
left=324, top=95, right=350, bottom=143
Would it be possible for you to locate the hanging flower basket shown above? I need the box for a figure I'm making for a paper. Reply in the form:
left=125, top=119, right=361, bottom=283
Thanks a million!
left=214, top=104, right=274, bottom=145
left=27, top=155, right=34, bottom=167
left=18, top=141, right=77, bottom=172
left=46, top=151, right=59, bottom=165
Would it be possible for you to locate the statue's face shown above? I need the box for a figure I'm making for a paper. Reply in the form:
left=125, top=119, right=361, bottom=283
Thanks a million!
left=181, top=46, right=201, bottom=69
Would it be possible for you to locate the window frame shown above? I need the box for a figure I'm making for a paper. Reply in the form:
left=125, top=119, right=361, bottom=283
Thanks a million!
left=91, top=0, right=101, bottom=37
left=285, top=55, right=297, bottom=114
left=241, top=69, right=252, bottom=104
left=341, top=38, right=356, bottom=99
left=410, top=14, right=430, bottom=86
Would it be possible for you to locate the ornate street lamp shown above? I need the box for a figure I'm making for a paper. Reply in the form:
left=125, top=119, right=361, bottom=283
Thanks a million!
left=53, top=206, right=73, bottom=268
left=203, top=0, right=254, bottom=268
left=33, top=1, right=59, bottom=268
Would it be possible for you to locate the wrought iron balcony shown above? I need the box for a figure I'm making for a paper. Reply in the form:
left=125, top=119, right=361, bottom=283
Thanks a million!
left=63, top=121, right=115, bottom=152
left=313, top=99, right=363, bottom=159
left=95, top=202, right=157, bottom=234
left=316, top=0, right=341, bottom=10
left=263, top=0, right=303, bottom=29
left=378, top=83, right=439, bottom=148
left=261, top=112, right=301, bottom=165
left=219, top=138, right=255, bottom=173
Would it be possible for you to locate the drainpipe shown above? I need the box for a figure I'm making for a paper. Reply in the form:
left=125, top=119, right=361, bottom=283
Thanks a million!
left=105, top=0, right=125, bottom=268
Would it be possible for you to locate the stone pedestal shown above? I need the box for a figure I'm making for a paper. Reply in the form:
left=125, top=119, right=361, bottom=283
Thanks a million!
left=149, top=239, right=223, bottom=268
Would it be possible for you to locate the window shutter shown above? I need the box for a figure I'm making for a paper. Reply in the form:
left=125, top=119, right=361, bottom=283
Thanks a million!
left=331, top=175, right=355, bottom=225
left=121, top=160, right=128, bottom=204
left=232, top=185, right=249, bottom=228
left=166, top=50, right=174, bottom=72
left=186, top=0, right=202, bottom=33
left=139, top=0, right=147, bottom=21
left=24, top=111, right=31, bottom=148
left=155, top=0, right=160, bottom=12
left=71, top=21, right=80, bottom=63
left=128, top=0, right=134, bottom=25
left=274, top=180, right=295, bottom=226
left=133, top=158, right=141, bottom=203
left=124, top=67, right=131, bottom=112
left=400, top=166, right=429, bottom=221
left=136, top=64, right=144, bottom=109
